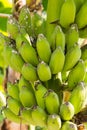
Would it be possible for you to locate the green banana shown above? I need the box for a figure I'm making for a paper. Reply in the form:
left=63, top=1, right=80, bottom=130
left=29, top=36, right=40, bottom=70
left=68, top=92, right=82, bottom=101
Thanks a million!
left=74, top=0, right=84, bottom=12
left=67, top=60, right=86, bottom=90
left=19, top=42, right=39, bottom=66
left=47, top=114, right=61, bottom=130
left=19, top=86, right=36, bottom=107
left=31, top=12, right=46, bottom=37
left=7, top=96, right=22, bottom=115
left=18, top=76, right=33, bottom=91
left=0, top=92, right=6, bottom=108
left=21, top=108, right=35, bottom=125
left=84, top=72, right=87, bottom=83
left=32, top=106, right=47, bottom=127
left=7, top=16, right=20, bottom=39
left=81, top=44, right=87, bottom=61
left=3, top=108, right=21, bottom=123
left=35, top=83, right=47, bottom=109
left=37, top=61, right=51, bottom=81
left=16, top=31, right=31, bottom=50
left=46, top=0, right=64, bottom=43
left=3, top=45, right=12, bottom=66
left=22, top=63, right=38, bottom=82
left=76, top=1, right=87, bottom=29
left=51, top=25, right=65, bottom=51
left=61, top=121, right=77, bottom=130
left=7, top=82, right=19, bottom=101
left=10, top=50, right=24, bottom=73
left=18, top=6, right=32, bottom=35
left=65, top=24, right=79, bottom=51
left=63, top=44, right=81, bottom=71
left=36, top=34, right=51, bottom=63
left=60, top=0, right=76, bottom=28
left=49, top=47, right=65, bottom=74
left=60, top=102, right=74, bottom=120
left=69, top=82, right=86, bottom=114
left=44, top=90, right=60, bottom=114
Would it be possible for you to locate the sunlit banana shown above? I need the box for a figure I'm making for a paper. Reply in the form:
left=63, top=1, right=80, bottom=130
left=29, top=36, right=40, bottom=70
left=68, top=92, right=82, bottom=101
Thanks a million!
left=60, top=0, right=76, bottom=28
left=19, top=86, right=36, bottom=107
left=7, top=16, right=20, bottom=39
left=7, top=96, right=22, bottom=115
left=36, top=34, right=51, bottom=63
left=69, top=82, right=86, bottom=114
left=49, top=47, right=65, bottom=74
left=51, top=25, right=65, bottom=51
left=46, top=0, right=64, bottom=43
left=0, top=92, right=6, bottom=108
left=47, top=114, right=61, bottom=130
left=61, top=121, right=77, bottom=130
left=19, top=42, right=39, bottom=66
left=35, top=83, right=47, bottom=109
left=37, top=61, right=51, bottom=81
left=67, top=60, right=86, bottom=90
left=22, top=63, right=38, bottom=82
left=65, top=24, right=79, bottom=51
left=63, top=44, right=81, bottom=71
left=76, top=1, right=87, bottom=29
left=60, top=102, right=74, bottom=120
left=18, top=6, right=32, bottom=35
left=7, top=82, right=19, bottom=101
left=44, top=90, right=60, bottom=114
left=32, top=106, right=47, bottom=127
left=10, top=50, right=24, bottom=73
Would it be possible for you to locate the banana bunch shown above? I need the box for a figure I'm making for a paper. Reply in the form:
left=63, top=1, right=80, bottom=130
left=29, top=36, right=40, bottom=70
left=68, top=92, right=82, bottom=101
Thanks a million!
left=1, top=1, right=87, bottom=129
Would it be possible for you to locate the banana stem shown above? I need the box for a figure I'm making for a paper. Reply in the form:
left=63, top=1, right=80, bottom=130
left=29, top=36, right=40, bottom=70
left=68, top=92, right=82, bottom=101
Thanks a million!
left=0, top=13, right=11, bottom=18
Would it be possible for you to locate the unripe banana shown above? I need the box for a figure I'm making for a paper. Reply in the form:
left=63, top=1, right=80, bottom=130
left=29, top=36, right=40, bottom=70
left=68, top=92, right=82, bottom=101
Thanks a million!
left=61, top=121, right=77, bottom=130
left=19, top=42, right=39, bottom=66
left=0, top=92, right=6, bottom=108
left=35, top=83, right=47, bottom=109
left=42, top=127, right=48, bottom=130
left=21, top=108, right=35, bottom=125
left=31, top=12, right=46, bottom=37
left=44, top=90, right=60, bottom=114
left=7, top=97, right=22, bottom=115
left=3, top=108, right=21, bottom=123
left=79, top=27, right=87, bottom=38
left=19, top=86, right=36, bottom=107
left=74, top=0, right=84, bottom=12
left=49, top=47, right=65, bottom=74
left=32, top=106, right=47, bottom=127
left=7, top=82, right=19, bottom=101
left=76, top=1, right=87, bottom=29
left=46, top=0, right=64, bottom=43
left=60, top=102, right=74, bottom=121
left=10, top=50, right=24, bottom=73
left=51, top=25, right=65, bottom=51
left=84, top=72, right=87, bottom=83
left=7, top=16, right=20, bottom=39
left=63, top=44, right=81, bottom=71
left=67, top=60, right=86, bottom=90
left=60, top=0, right=76, bottom=28
left=18, top=6, right=32, bottom=35
left=3, top=45, right=12, bottom=66
left=37, top=61, right=51, bottom=81
left=18, top=76, right=33, bottom=91
left=47, top=114, right=61, bottom=130
left=22, top=63, right=38, bottom=82
left=36, top=34, right=51, bottom=63
left=69, top=82, right=86, bottom=114
left=65, top=24, right=79, bottom=51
